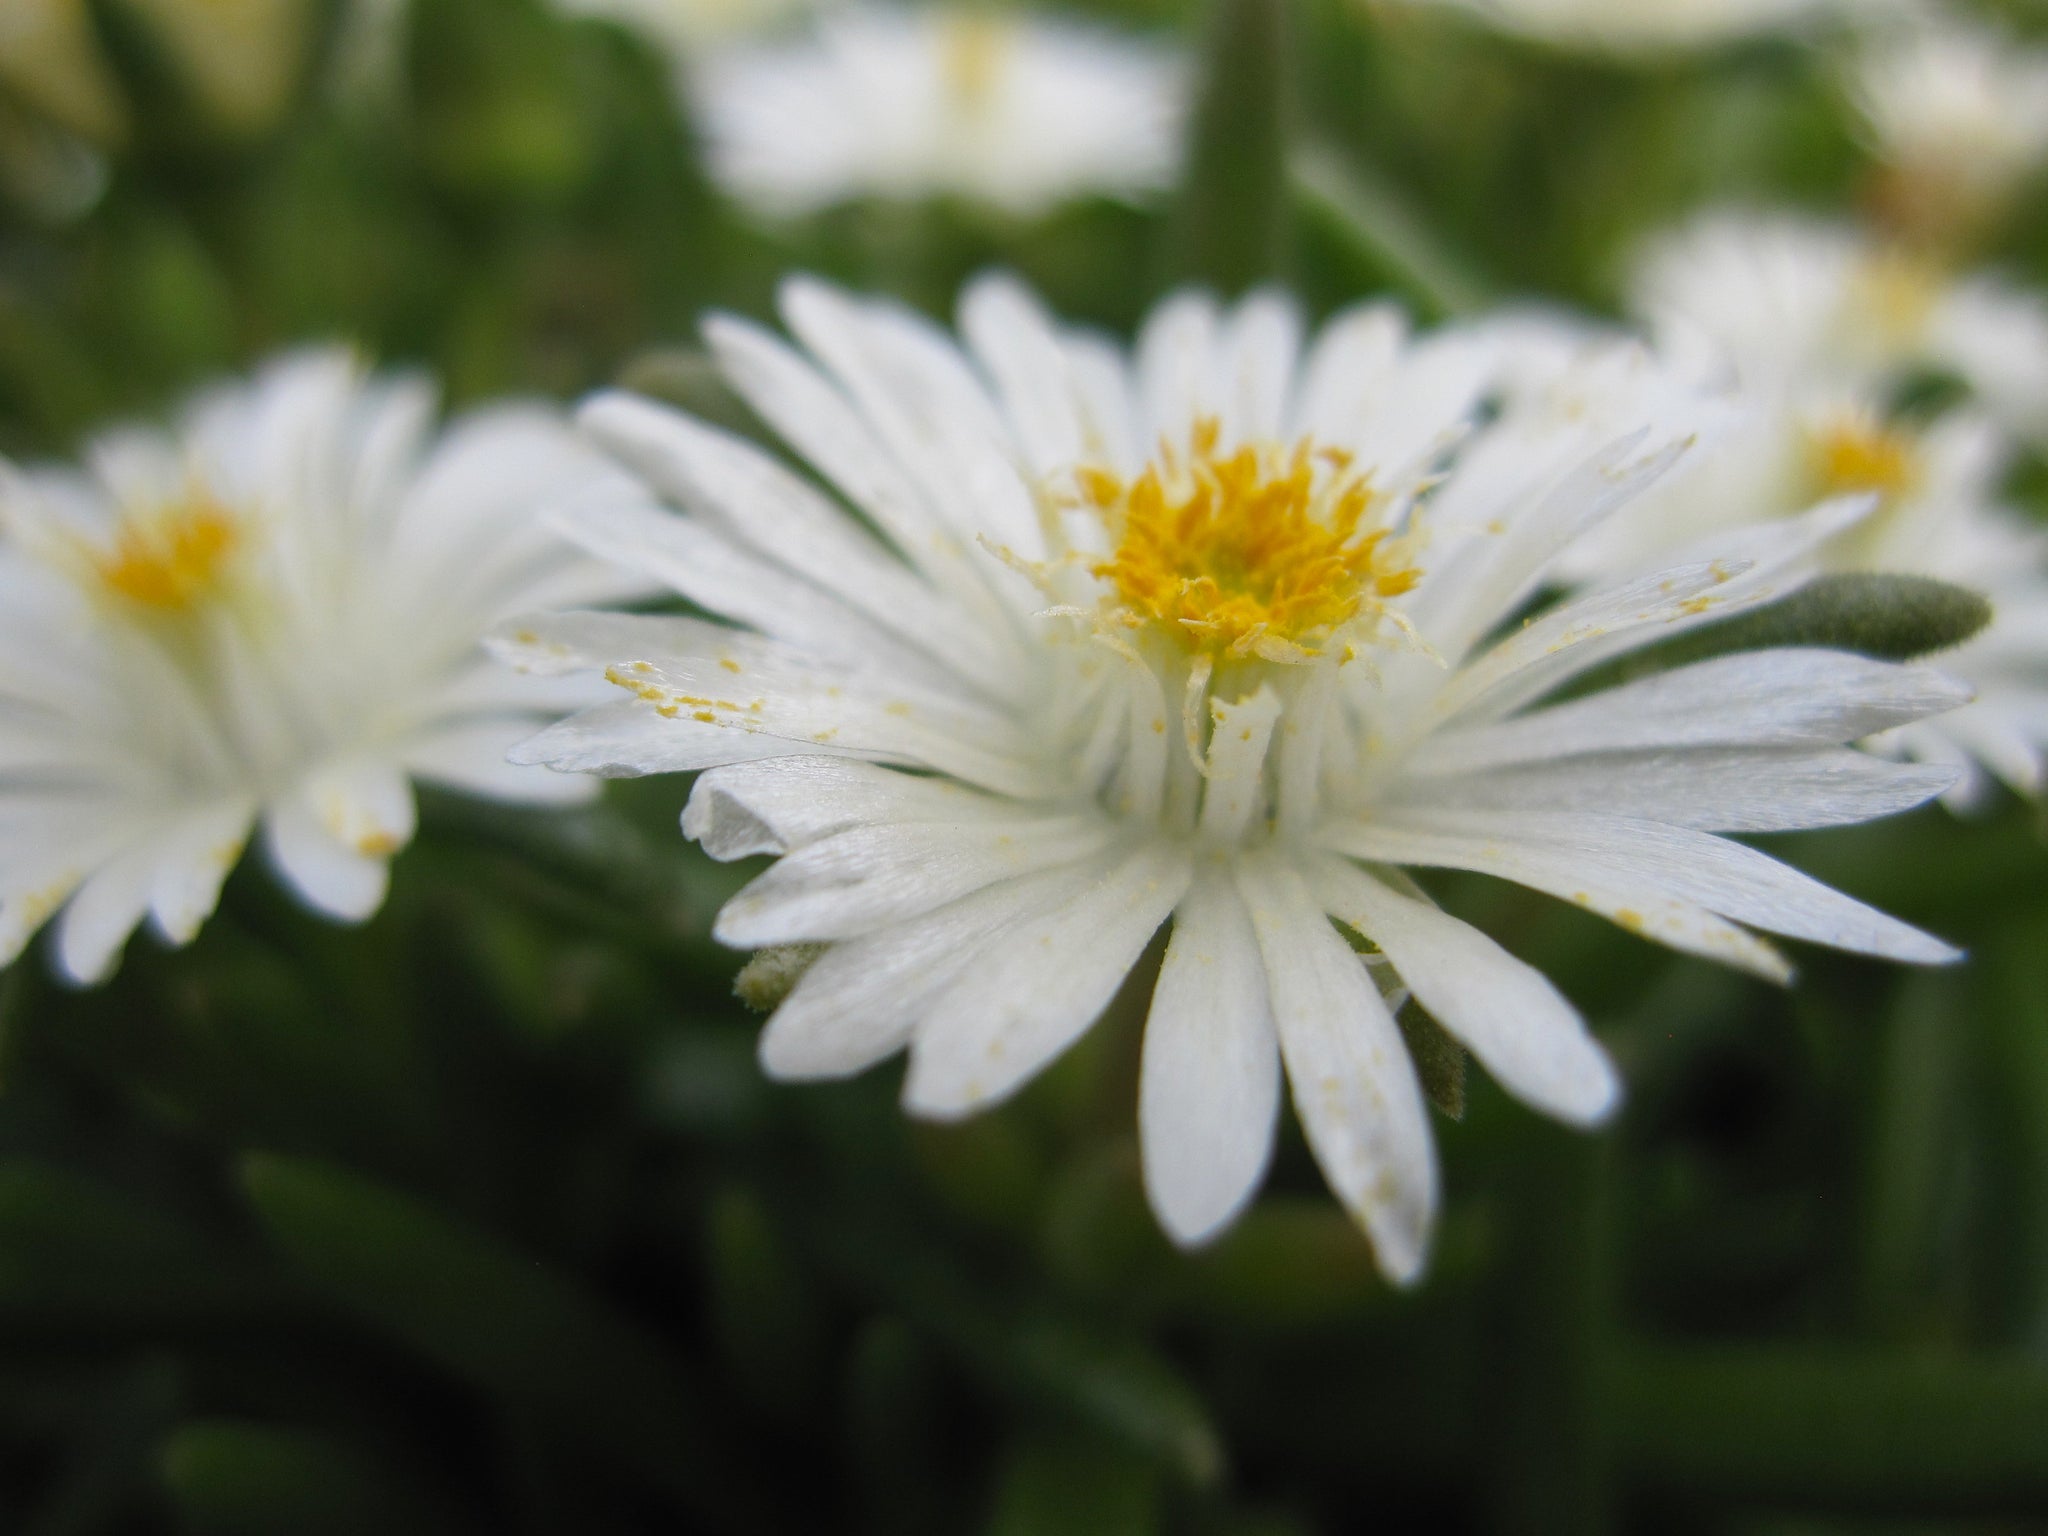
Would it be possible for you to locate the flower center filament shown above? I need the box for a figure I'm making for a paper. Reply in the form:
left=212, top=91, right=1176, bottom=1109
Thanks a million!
left=1079, top=419, right=1421, bottom=664
left=92, top=494, right=241, bottom=613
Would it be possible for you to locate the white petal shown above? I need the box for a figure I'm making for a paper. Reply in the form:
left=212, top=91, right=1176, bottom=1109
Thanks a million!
left=1221, top=291, right=1302, bottom=443
left=1323, top=819, right=1795, bottom=983
left=54, top=845, right=160, bottom=984
left=1199, top=684, right=1281, bottom=844
left=300, top=760, right=417, bottom=863
left=402, top=721, right=601, bottom=805
left=1234, top=854, right=1438, bottom=1287
left=1410, top=650, right=1975, bottom=777
left=959, top=273, right=1086, bottom=477
left=684, top=756, right=1023, bottom=860
left=1310, top=857, right=1620, bottom=1126
left=148, top=801, right=255, bottom=945
left=263, top=797, right=390, bottom=923
left=1136, top=290, right=1222, bottom=444
left=1391, top=747, right=1956, bottom=833
left=507, top=699, right=803, bottom=777
left=902, top=840, right=1191, bottom=1117
left=760, top=854, right=1115, bottom=1080
left=714, top=813, right=1116, bottom=946
left=1139, top=866, right=1280, bottom=1247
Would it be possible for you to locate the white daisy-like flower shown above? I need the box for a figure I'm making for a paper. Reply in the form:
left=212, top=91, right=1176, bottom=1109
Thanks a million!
left=1631, top=210, right=2048, bottom=445
left=1850, top=14, right=2048, bottom=238
left=690, top=5, right=1185, bottom=218
left=0, top=348, right=645, bottom=985
left=500, top=276, right=1966, bottom=1281
left=1376, top=0, right=1857, bottom=56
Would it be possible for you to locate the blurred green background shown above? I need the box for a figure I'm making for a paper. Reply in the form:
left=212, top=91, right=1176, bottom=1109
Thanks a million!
left=4, top=0, right=2048, bottom=1530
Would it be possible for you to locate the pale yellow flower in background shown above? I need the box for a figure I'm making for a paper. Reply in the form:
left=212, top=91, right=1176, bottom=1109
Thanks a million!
left=122, top=0, right=313, bottom=134
left=0, top=0, right=126, bottom=144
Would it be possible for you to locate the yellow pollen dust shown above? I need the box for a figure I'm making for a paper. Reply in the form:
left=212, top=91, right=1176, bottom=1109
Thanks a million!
left=1081, top=419, right=1419, bottom=659
left=92, top=494, right=241, bottom=612
left=1807, top=414, right=1921, bottom=502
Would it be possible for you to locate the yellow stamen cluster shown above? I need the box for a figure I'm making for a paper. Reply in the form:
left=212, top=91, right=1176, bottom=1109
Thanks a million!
left=92, top=495, right=241, bottom=612
left=1807, top=413, right=1922, bottom=503
left=1079, top=419, right=1420, bottom=660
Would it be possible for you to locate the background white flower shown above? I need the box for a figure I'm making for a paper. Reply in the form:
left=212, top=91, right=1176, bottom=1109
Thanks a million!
left=501, top=276, right=1964, bottom=1282
left=1849, top=13, right=2048, bottom=240
left=1631, top=209, right=2048, bottom=446
left=0, top=348, right=645, bottom=985
left=691, top=4, right=1186, bottom=218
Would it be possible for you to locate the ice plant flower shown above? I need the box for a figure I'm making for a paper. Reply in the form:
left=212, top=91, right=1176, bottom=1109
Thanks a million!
left=690, top=5, right=1184, bottom=218
left=501, top=277, right=1965, bottom=1281
left=1631, top=210, right=2048, bottom=444
left=0, top=348, right=644, bottom=984
left=1850, top=15, right=2048, bottom=245
left=1377, top=0, right=1857, bottom=56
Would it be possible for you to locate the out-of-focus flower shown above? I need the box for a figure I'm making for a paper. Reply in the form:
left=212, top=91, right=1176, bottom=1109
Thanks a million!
left=0, top=0, right=126, bottom=144
left=1374, top=0, right=1855, bottom=56
left=1499, top=316, right=2048, bottom=809
left=1632, top=210, right=2048, bottom=444
left=1851, top=15, right=2048, bottom=246
left=0, top=349, right=645, bottom=985
left=499, top=276, right=1962, bottom=1280
left=692, top=6, right=1185, bottom=218
left=553, top=0, right=817, bottom=55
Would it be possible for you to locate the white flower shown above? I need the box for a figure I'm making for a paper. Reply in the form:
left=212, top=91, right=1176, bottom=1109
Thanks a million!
left=1850, top=14, right=2048, bottom=235
left=1377, top=0, right=1857, bottom=55
left=502, top=276, right=1964, bottom=1282
left=1632, top=210, right=2048, bottom=444
left=1495, top=315, right=2048, bottom=808
left=690, top=5, right=1185, bottom=218
left=0, top=348, right=644, bottom=985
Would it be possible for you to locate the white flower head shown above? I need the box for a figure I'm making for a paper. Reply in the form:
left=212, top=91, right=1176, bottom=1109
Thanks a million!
left=503, top=276, right=1965, bottom=1282
left=1377, top=0, right=1858, bottom=56
left=691, top=4, right=1186, bottom=218
left=1632, top=210, right=2048, bottom=445
left=0, top=348, right=646, bottom=985
left=1493, top=314, right=2048, bottom=809
left=1850, top=14, right=2048, bottom=236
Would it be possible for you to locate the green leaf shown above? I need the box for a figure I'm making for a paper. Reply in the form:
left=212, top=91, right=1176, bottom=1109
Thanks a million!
left=1168, top=0, right=1291, bottom=292
left=985, top=1433, right=1163, bottom=1536
left=238, top=1155, right=754, bottom=1523
left=161, top=1422, right=470, bottom=1536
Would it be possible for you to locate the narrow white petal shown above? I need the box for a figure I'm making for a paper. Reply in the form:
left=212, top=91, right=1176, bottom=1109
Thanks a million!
left=1391, top=747, right=1956, bottom=833
left=760, top=854, right=1115, bottom=1080
left=147, top=801, right=255, bottom=945
left=1323, top=819, right=1795, bottom=983
left=1139, top=866, right=1280, bottom=1247
left=1235, top=854, right=1438, bottom=1287
left=684, top=756, right=1024, bottom=860
left=507, top=699, right=805, bottom=777
left=714, top=814, right=1115, bottom=946
left=401, top=721, right=602, bottom=805
left=262, top=798, right=390, bottom=923
left=1136, top=291, right=1222, bottom=444
left=1310, top=857, right=1620, bottom=1126
left=902, top=840, right=1191, bottom=1117
left=1222, top=291, right=1302, bottom=442
left=299, top=760, right=417, bottom=863
left=55, top=845, right=160, bottom=985
left=959, top=273, right=1086, bottom=476
left=1199, top=685, right=1281, bottom=844
left=1410, top=650, right=1975, bottom=777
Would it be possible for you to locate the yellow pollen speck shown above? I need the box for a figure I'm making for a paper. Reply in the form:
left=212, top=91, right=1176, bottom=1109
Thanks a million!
left=1615, top=908, right=1645, bottom=934
left=719, top=658, right=742, bottom=673
left=92, top=493, right=241, bottom=612
left=1083, top=418, right=1420, bottom=659
left=357, top=831, right=399, bottom=857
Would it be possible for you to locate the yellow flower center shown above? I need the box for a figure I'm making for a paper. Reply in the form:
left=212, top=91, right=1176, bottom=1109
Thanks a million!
left=92, top=494, right=242, bottom=612
left=1849, top=248, right=1941, bottom=352
left=1807, top=413, right=1922, bottom=503
left=938, top=13, right=1010, bottom=109
left=1079, top=420, right=1421, bottom=660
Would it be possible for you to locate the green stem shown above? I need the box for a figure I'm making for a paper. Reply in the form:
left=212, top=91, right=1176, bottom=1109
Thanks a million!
left=1289, top=142, right=1493, bottom=319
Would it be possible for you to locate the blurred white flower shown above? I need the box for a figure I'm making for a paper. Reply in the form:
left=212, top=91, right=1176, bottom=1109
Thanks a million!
left=0, top=349, right=645, bottom=985
left=500, top=276, right=1963, bottom=1280
left=1496, top=316, right=2048, bottom=809
left=692, top=5, right=1186, bottom=218
left=1632, top=210, right=2048, bottom=444
left=1378, top=0, right=1855, bottom=55
left=1850, top=14, right=2048, bottom=239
